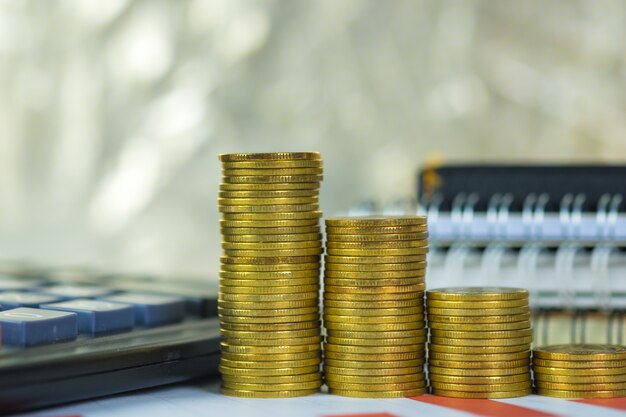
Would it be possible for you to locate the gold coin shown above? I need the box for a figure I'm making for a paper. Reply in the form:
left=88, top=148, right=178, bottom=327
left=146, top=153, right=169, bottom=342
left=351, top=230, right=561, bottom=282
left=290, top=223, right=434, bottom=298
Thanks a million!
left=220, top=278, right=319, bottom=287
left=429, top=336, right=533, bottom=347
left=220, top=219, right=319, bottom=228
left=219, top=152, right=321, bottom=162
left=533, top=344, right=626, bottom=361
left=325, top=217, right=427, bottom=227
left=324, top=366, right=423, bottom=376
left=221, top=381, right=322, bottom=391
left=535, top=388, right=626, bottom=398
left=219, top=365, right=320, bottom=377
left=220, top=328, right=320, bottom=340
left=323, top=314, right=424, bottom=324
left=326, top=232, right=429, bottom=242
left=428, top=344, right=529, bottom=354
left=220, top=357, right=321, bottom=369
left=223, top=248, right=323, bottom=257
left=429, top=374, right=530, bottom=385
left=218, top=306, right=318, bottom=317
left=218, top=299, right=319, bottom=310
left=426, top=306, right=529, bottom=317
left=324, top=270, right=425, bottom=279
left=533, top=373, right=626, bottom=383
left=225, top=336, right=322, bottom=347
left=325, top=255, right=427, bottom=264
left=324, top=278, right=423, bottom=287
left=221, top=351, right=320, bottom=362
left=324, top=374, right=424, bottom=384
left=429, top=328, right=532, bottom=340
left=222, top=233, right=321, bottom=242
left=326, top=336, right=427, bottom=347
left=219, top=320, right=320, bottom=331
left=324, top=344, right=423, bottom=355
left=323, top=306, right=423, bottom=317
left=536, top=381, right=626, bottom=391
left=325, top=225, right=428, bottom=235
left=220, top=388, right=319, bottom=398
left=324, top=321, right=424, bottom=332
left=324, top=291, right=423, bottom=302
left=219, top=203, right=319, bottom=213
left=324, top=351, right=424, bottom=362
left=221, top=160, right=322, bottom=169
left=220, top=182, right=320, bottom=191
left=427, top=287, right=529, bottom=301
left=429, top=381, right=531, bottom=392
left=428, top=351, right=530, bottom=362
left=221, top=373, right=321, bottom=384
left=219, top=284, right=319, bottom=294
left=222, top=168, right=323, bottom=176
left=325, top=299, right=423, bottom=309
left=428, top=366, right=530, bottom=377
left=221, top=211, right=322, bottom=221
left=323, top=358, right=424, bottom=369
left=326, top=381, right=427, bottom=392
left=326, top=247, right=429, bottom=257
left=219, top=292, right=318, bottom=302
left=428, top=358, right=530, bottom=369
left=426, top=298, right=529, bottom=309
left=324, top=284, right=425, bottom=294
left=219, top=313, right=319, bottom=324
left=221, top=240, right=322, bottom=251
left=220, top=263, right=320, bottom=272
left=430, top=388, right=531, bottom=399
left=219, top=270, right=320, bottom=279
left=327, top=329, right=426, bottom=339
left=219, top=196, right=319, bottom=205
left=325, top=261, right=426, bottom=272
left=427, top=312, right=531, bottom=324
left=427, top=320, right=531, bottom=331
left=222, top=175, right=322, bottom=184
left=219, top=189, right=320, bottom=199
left=221, top=255, right=320, bottom=265
left=326, top=241, right=428, bottom=249
left=328, top=388, right=427, bottom=398
left=532, top=358, right=626, bottom=369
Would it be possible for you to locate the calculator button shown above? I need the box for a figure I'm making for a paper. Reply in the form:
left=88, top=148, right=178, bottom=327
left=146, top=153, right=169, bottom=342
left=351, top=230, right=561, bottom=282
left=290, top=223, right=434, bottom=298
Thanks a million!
left=0, top=307, right=77, bottom=347
left=37, top=285, right=115, bottom=300
left=41, top=299, right=134, bottom=335
left=0, top=292, right=62, bottom=309
left=102, top=293, right=185, bottom=327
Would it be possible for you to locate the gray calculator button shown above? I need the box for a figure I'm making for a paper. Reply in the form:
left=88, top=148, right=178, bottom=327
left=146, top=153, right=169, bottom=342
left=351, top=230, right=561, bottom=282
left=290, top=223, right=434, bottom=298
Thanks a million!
left=102, top=293, right=184, bottom=327
left=41, top=299, right=134, bottom=335
left=0, top=292, right=61, bottom=309
left=0, top=307, right=77, bottom=347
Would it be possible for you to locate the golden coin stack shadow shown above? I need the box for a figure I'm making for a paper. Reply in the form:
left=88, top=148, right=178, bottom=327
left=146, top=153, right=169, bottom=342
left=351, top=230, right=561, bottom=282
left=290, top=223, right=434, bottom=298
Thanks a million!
left=533, top=344, right=626, bottom=398
left=217, top=152, right=324, bottom=398
left=426, top=287, right=533, bottom=398
left=322, top=216, right=429, bottom=398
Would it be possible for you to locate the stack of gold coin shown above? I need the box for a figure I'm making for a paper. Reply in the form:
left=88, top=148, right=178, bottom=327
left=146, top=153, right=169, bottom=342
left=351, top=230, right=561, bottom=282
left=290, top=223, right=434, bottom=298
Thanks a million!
left=426, top=287, right=532, bottom=399
left=322, top=216, right=428, bottom=398
left=533, top=344, right=626, bottom=398
left=218, top=152, right=324, bottom=398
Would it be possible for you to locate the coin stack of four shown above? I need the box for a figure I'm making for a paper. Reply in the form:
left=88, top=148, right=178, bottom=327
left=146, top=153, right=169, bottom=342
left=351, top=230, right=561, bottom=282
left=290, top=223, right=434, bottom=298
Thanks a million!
left=323, top=216, right=429, bottom=398
left=218, top=152, right=324, bottom=398
left=533, top=344, right=626, bottom=398
left=426, top=287, right=533, bottom=398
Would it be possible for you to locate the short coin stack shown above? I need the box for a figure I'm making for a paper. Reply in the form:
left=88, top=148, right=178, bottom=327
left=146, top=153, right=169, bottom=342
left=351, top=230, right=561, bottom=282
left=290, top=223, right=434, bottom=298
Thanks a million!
left=533, top=344, right=626, bottom=398
left=218, top=152, right=324, bottom=398
left=323, top=216, right=428, bottom=398
left=426, top=287, right=533, bottom=398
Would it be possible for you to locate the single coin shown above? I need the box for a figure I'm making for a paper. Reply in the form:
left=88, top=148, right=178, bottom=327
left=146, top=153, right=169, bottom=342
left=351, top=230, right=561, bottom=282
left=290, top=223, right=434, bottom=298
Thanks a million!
left=220, top=328, right=320, bottom=340
left=426, top=298, right=529, bottom=309
left=222, top=233, right=321, bottom=243
left=221, top=237, right=321, bottom=248
left=429, top=328, right=532, bottom=340
left=222, top=168, right=323, bottom=176
left=324, top=321, right=424, bottom=332
left=326, top=232, right=429, bottom=242
left=219, top=270, right=320, bottom=280
left=430, top=388, right=531, bottom=399
left=323, top=306, right=423, bottom=317
left=222, top=174, right=322, bottom=184
left=219, top=365, right=320, bottom=377
left=225, top=336, right=322, bottom=347
left=323, top=314, right=424, bottom=324
left=220, top=278, right=319, bottom=287
left=220, top=182, right=320, bottom=191
left=427, top=351, right=531, bottom=362
left=219, top=152, right=321, bottom=162
left=323, top=351, right=424, bottom=362
left=325, top=217, right=427, bottom=227
left=327, top=329, right=426, bottom=339
left=428, top=344, right=529, bottom=354
left=429, top=335, right=533, bottom=347
left=323, top=358, right=424, bottom=369
left=326, top=336, right=427, bottom=346
left=220, top=358, right=321, bottom=369
left=429, top=374, right=530, bottom=385
left=324, top=291, right=424, bottom=302
left=219, top=313, right=319, bottom=324
left=219, top=292, right=318, bottom=302
left=535, top=388, right=626, bottom=399
left=532, top=358, right=626, bottom=369
left=324, top=366, right=423, bottom=376
left=324, top=270, right=425, bottom=279
left=221, top=255, right=320, bottom=265
left=223, top=248, right=323, bottom=257
left=221, top=160, right=322, bottom=169
left=329, top=388, right=427, bottom=398
left=220, top=388, right=319, bottom=398
left=326, top=241, right=428, bottom=249
left=326, top=247, right=429, bottom=257
left=324, top=374, right=424, bottom=384
left=428, top=366, right=530, bottom=377
left=221, top=211, right=322, bottom=221
left=220, top=263, right=320, bottom=272
left=429, top=381, right=531, bottom=392
left=533, top=344, right=626, bottom=361
left=220, top=219, right=319, bottom=228
left=325, top=299, right=423, bottom=309
left=324, top=255, right=427, bottom=264
left=219, top=189, right=320, bottom=199
left=325, top=225, right=428, bottom=235
left=427, top=312, right=531, bottom=324
left=427, top=287, right=529, bottom=301
left=427, top=320, right=531, bottom=331
left=428, top=358, right=530, bottom=369
left=326, top=381, right=427, bottom=392
left=536, top=381, right=626, bottom=391
left=325, top=261, right=426, bottom=272
left=218, top=306, right=318, bottom=317
left=219, top=203, right=319, bottom=213
left=533, top=373, right=626, bottom=383
left=219, top=320, right=320, bottom=331
left=324, top=284, right=425, bottom=294
left=221, top=373, right=321, bottom=384
left=324, top=278, right=423, bottom=287
left=426, top=306, right=529, bottom=316
left=221, top=351, right=320, bottom=362
left=219, top=284, right=319, bottom=294
left=324, top=344, right=423, bottom=355
left=218, top=300, right=319, bottom=311
left=218, top=196, right=319, bottom=206
left=221, top=381, right=322, bottom=391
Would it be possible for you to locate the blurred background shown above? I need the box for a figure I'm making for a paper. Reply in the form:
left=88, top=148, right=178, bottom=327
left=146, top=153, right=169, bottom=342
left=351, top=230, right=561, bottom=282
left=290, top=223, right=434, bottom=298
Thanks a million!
left=1, top=0, right=626, bottom=278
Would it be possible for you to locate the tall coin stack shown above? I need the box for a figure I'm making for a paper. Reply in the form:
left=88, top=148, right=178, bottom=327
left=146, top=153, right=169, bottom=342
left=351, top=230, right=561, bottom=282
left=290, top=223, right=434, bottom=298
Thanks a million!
left=218, top=152, right=324, bottom=398
left=426, top=287, right=533, bottom=398
left=323, top=216, right=428, bottom=398
left=533, top=344, right=626, bottom=398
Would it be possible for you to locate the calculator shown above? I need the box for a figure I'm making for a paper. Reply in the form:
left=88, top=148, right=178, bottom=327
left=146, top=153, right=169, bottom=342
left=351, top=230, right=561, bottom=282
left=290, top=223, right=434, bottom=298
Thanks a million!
left=0, top=265, right=219, bottom=415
